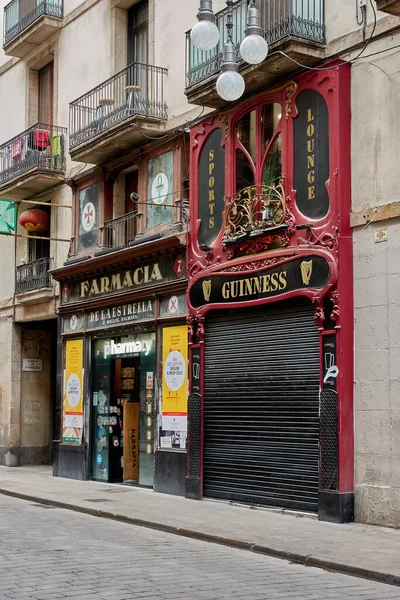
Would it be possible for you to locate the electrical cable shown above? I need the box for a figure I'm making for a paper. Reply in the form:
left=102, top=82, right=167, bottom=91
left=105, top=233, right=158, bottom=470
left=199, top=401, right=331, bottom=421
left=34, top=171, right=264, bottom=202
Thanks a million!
left=130, top=106, right=206, bottom=141
left=132, top=186, right=189, bottom=208
left=270, top=0, right=377, bottom=72
left=357, top=42, right=400, bottom=60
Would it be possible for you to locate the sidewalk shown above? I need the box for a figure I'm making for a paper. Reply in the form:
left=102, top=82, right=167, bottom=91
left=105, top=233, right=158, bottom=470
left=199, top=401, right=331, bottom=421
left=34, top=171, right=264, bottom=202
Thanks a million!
left=1, top=466, right=400, bottom=587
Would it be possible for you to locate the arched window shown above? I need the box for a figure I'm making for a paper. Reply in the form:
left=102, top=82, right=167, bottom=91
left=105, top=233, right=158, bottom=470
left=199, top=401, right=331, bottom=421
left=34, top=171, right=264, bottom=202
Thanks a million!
left=235, top=103, right=282, bottom=193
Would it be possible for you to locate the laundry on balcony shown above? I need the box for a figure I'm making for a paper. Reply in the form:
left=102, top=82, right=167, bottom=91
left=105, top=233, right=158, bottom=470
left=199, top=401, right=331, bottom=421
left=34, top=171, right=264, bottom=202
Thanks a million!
left=0, top=123, right=67, bottom=189
left=51, top=134, right=65, bottom=169
left=28, top=129, right=50, bottom=151
left=10, top=137, right=25, bottom=163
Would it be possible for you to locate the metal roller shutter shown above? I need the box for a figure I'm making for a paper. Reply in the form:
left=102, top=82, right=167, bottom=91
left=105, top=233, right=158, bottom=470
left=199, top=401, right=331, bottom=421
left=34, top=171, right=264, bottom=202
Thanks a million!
left=203, top=298, right=320, bottom=512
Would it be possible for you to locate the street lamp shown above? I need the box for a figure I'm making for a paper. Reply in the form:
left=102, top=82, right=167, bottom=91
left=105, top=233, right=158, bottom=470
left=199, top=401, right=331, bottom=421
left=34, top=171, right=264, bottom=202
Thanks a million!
left=191, top=0, right=268, bottom=101
left=190, top=0, right=220, bottom=51
left=239, top=2, right=268, bottom=64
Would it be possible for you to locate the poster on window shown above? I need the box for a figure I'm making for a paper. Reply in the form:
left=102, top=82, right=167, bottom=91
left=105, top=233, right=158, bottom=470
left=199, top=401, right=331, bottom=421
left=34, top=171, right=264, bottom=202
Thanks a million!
left=162, top=325, right=188, bottom=432
left=63, top=339, right=84, bottom=443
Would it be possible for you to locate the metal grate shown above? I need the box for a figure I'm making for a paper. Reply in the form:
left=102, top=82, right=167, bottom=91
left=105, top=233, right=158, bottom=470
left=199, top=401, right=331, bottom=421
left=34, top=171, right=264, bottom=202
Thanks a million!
left=319, top=389, right=338, bottom=490
left=203, top=299, right=320, bottom=512
left=187, top=393, right=202, bottom=478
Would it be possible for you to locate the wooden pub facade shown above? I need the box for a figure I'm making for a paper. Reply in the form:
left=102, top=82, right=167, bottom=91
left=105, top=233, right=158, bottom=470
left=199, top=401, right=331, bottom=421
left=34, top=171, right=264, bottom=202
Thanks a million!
left=185, top=63, right=354, bottom=523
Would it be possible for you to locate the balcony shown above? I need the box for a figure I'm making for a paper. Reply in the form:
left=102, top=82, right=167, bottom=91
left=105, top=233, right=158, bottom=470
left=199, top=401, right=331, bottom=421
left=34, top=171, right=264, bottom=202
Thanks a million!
left=103, top=211, right=139, bottom=250
left=185, top=0, right=326, bottom=108
left=16, top=257, right=52, bottom=295
left=0, top=123, right=67, bottom=201
left=222, top=183, right=295, bottom=257
left=375, top=0, right=400, bottom=15
left=3, top=0, right=63, bottom=58
left=69, top=62, right=168, bottom=165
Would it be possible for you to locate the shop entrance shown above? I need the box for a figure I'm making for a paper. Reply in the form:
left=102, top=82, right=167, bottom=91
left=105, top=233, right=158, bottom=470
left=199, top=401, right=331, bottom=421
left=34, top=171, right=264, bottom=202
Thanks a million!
left=203, top=298, right=320, bottom=512
left=91, top=333, right=156, bottom=485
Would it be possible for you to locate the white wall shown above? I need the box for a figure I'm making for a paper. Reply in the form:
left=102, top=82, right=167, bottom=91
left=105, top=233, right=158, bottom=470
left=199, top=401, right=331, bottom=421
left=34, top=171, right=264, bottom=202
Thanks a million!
left=0, top=60, right=26, bottom=142
left=326, top=0, right=388, bottom=46
left=353, top=219, right=400, bottom=527
left=351, top=29, right=400, bottom=526
left=57, top=0, right=111, bottom=118
left=351, top=36, right=400, bottom=213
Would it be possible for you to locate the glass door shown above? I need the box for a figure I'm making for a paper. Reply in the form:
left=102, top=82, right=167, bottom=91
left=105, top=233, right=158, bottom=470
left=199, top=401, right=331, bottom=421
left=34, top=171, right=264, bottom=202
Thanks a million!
left=91, top=333, right=156, bottom=486
left=121, top=332, right=156, bottom=487
left=92, top=339, right=112, bottom=481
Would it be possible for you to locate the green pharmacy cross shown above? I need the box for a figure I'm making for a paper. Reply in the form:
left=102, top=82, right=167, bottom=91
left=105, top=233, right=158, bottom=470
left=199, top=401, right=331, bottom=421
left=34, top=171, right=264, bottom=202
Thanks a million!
left=0, top=199, right=17, bottom=234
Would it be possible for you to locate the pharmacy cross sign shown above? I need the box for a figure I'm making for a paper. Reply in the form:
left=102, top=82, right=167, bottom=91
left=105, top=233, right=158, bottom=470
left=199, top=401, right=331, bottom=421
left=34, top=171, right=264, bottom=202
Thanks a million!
left=81, top=201, right=96, bottom=232
left=0, top=199, right=17, bottom=234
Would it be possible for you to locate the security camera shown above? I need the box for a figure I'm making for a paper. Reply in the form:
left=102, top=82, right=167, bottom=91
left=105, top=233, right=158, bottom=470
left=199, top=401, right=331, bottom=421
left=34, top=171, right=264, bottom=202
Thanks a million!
left=130, top=192, right=139, bottom=202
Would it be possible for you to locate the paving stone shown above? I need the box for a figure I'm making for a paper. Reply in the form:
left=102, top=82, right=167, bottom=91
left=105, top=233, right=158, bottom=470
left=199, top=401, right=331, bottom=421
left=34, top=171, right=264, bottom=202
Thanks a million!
left=0, top=495, right=400, bottom=599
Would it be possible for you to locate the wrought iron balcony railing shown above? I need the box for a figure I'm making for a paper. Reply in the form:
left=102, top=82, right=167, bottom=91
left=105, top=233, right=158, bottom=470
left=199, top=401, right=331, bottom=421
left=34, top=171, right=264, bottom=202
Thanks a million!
left=16, top=257, right=52, bottom=294
left=103, top=211, right=139, bottom=250
left=4, top=0, right=63, bottom=46
left=223, top=182, right=295, bottom=254
left=69, top=62, right=168, bottom=149
left=0, top=123, right=67, bottom=186
left=185, top=0, right=325, bottom=88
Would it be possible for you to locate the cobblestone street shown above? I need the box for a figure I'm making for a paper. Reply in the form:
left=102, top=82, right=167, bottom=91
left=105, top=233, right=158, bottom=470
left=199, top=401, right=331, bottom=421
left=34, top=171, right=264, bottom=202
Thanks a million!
left=0, top=495, right=399, bottom=600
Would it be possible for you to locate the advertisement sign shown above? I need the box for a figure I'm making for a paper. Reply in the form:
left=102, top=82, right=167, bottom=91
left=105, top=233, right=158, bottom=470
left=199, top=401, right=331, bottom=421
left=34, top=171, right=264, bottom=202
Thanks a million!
left=63, top=339, right=84, bottom=443
left=189, top=255, right=331, bottom=308
left=323, top=334, right=338, bottom=391
left=60, top=254, right=186, bottom=306
left=123, top=402, right=139, bottom=481
left=87, top=299, right=154, bottom=330
left=198, top=128, right=225, bottom=248
left=293, top=89, right=330, bottom=219
left=162, top=326, right=188, bottom=432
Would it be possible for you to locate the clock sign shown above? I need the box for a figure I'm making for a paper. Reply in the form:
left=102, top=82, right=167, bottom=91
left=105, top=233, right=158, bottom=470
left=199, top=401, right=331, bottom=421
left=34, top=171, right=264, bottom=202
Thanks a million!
left=151, top=172, right=169, bottom=204
left=81, top=201, right=96, bottom=232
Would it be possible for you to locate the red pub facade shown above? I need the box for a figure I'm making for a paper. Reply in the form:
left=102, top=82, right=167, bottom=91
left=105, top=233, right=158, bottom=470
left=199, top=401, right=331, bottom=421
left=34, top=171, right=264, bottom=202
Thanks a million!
left=185, top=63, right=354, bottom=523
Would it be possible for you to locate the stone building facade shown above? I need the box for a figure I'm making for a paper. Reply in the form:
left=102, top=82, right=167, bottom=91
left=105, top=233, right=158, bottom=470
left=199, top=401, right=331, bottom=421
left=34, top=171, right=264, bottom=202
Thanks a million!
left=0, top=0, right=399, bottom=527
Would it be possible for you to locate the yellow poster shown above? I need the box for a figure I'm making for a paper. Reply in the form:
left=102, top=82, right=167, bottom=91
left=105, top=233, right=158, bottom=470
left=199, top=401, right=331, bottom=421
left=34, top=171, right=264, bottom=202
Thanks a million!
left=162, top=326, right=188, bottom=432
left=63, top=339, right=84, bottom=443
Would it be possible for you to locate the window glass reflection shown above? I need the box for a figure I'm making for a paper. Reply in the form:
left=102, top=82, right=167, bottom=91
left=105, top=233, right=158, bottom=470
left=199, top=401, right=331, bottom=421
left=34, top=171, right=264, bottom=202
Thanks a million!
left=236, top=110, right=257, bottom=162
left=262, top=103, right=282, bottom=155
left=236, top=149, right=255, bottom=191
left=262, top=133, right=282, bottom=187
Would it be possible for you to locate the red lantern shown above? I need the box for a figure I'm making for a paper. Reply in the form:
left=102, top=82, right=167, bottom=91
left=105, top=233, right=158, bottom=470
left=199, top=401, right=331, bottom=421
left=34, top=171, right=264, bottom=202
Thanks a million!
left=19, top=209, right=50, bottom=233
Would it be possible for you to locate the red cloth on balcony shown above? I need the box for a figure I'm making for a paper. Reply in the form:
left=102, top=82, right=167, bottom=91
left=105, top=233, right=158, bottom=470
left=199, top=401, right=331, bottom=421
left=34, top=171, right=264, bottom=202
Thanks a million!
left=33, top=129, right=49, bottom=150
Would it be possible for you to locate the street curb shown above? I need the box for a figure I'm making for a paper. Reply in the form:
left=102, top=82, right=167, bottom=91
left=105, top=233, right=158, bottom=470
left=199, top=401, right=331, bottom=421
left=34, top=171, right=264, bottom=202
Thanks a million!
left=1, top=487, right=400, bottom=588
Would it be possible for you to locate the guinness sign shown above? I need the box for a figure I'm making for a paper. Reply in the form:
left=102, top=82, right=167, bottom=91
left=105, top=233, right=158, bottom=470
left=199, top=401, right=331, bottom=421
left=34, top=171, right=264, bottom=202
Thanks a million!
left=189, top=256, right=330, bottom=308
